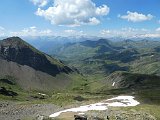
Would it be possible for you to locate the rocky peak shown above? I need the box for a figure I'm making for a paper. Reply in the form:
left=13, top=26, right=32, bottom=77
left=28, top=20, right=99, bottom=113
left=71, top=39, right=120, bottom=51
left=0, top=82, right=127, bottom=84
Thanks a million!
left=0, top=37, right=73, bottom=76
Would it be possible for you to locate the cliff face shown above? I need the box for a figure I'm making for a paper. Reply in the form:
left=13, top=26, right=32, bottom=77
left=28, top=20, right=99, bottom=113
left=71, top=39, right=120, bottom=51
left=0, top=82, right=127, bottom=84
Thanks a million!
left=0, top=37, right=73, bottom=91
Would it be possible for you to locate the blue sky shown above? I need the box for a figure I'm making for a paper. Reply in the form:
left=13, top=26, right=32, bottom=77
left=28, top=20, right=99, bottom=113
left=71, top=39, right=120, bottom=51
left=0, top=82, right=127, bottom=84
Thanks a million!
left=0, top=0, right=160, bottom=38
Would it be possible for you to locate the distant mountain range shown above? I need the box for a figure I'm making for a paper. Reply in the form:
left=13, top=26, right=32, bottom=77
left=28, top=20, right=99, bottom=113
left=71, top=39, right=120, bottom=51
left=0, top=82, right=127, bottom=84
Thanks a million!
left=21, top=36, right=160, bottom=54
left=23, top=36, right=101, bottom=54
left=41, top=38, right=159, bottom=77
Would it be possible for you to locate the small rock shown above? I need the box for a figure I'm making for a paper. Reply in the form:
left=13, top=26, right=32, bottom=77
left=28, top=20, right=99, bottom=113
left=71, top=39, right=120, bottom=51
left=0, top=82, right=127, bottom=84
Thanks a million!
left=74, top=114, right=87, bottom=120
left=36, top=114, right=44, bottom=120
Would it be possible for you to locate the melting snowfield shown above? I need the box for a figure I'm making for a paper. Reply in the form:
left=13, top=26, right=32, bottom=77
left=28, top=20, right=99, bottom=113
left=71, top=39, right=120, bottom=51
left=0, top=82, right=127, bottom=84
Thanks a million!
left=49, top=96, right=140, bottom=118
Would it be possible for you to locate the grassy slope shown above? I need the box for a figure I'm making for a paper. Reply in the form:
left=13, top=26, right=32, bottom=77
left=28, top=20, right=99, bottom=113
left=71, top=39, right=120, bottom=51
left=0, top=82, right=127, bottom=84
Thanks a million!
left=1, top=72, right=160, bottom=119
left=98, top=72, right=160, bottom=105
left=49, top=39, right=160, bottom=105
left=0, top=75, right=29, bottom=101
left=130, top=53, right=160, bottom=75
left=0, top=74, right=80, bottom=105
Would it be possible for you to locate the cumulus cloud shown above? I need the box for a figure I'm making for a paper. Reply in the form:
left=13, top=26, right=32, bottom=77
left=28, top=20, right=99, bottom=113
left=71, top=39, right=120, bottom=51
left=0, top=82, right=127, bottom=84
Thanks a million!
left=35, top=0, right=110, bottom=26
left=30, top=0, right=48, bottom=7
left=88, top=17, right=100, bottom=25
left=10, top=26, right=53, bottom=36
left=96, top=5, right=109, bottom=15
left=119, top=11, right=153, bottom=22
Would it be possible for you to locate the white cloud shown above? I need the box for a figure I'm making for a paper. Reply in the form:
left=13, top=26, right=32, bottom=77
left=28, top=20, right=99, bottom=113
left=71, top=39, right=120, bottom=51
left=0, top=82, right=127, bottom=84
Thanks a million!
left=100, top=27, right=154, bottom=38
left=64, top=29, right=86, bottom=36
left=0, top=26, right=5, bottom=30
left=156, top=27, right=160, bottom=32
left=35, top=0, right=110, bottom=26
left=141, top=28, right=148, bottom=32
left=96, top=5, right=110, bottom=15
left=119, top=11, right=153, bottom=22
left=30, top=0, right=48, bottom=7
left=64, top=29, right=77, bottom=34
left=0, top=26, right=5, bottom=36
left=100, top=29, right=110, bottom=35
left=89, top=17, right=100, bottom=25
left=10, top=26, right=53, bottom=36
left=121, top=27, right=138, bottom=32
left=139, top=33, right=160, bottom=38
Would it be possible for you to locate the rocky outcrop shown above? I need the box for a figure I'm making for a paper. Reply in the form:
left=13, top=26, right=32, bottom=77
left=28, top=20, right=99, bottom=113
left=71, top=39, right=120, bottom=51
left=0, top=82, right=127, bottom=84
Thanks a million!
left=74, top=115, right=87, bottom=120
left=0, top=87, right=18, bottom=96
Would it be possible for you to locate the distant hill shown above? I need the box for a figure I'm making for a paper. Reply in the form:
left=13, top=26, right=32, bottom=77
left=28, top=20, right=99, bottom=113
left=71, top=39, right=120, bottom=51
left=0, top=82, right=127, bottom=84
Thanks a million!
left=45, top=38, right=160, bottom=76
left=0, top=37, right=80, bottom=91
left=24, top=36, right=101, bottom=54
left=46, top=39, right=128, bottom=75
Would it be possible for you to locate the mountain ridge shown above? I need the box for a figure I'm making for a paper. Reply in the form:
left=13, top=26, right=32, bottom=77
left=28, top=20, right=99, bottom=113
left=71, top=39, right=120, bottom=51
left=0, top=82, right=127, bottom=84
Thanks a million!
left=0, top=37, right=79, bottom=91
left=0, top=37, right=73, bottom=76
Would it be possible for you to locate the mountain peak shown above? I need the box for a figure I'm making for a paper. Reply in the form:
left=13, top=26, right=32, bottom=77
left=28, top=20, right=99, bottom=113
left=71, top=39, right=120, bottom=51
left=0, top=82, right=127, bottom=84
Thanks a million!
left=0, top=37, right=73, bottom=77
left=1, top=37, right=30, bottom=47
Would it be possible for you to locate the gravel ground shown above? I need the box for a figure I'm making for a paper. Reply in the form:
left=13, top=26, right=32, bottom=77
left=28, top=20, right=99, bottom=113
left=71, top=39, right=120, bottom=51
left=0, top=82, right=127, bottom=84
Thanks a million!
left=0, top=101, right=157, bottom=120
left=0, top=101, right=60, bottom=120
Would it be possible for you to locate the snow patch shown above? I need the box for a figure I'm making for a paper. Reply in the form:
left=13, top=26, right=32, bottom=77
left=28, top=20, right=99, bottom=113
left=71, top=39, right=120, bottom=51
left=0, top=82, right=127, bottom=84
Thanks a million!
left=112, top=82, right=115, bottom=86
left=78, top=113, right=85, bottom=115
left=50, top=103, right=107, bottom=117
left=106, top=96, right=140, bottom=107
left=38, top=93, right=47, bottom=96
left=49, top=96, right=140, bottom=118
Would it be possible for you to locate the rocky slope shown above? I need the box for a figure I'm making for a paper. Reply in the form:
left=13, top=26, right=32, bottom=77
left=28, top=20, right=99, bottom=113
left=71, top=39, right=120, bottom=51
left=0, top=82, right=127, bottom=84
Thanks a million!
left=0, top=101, right=60, bottom=120
left=0, top=37, right=74, bottom=91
